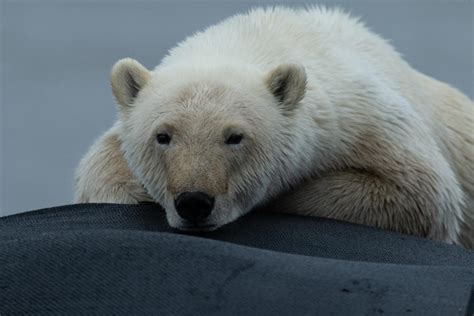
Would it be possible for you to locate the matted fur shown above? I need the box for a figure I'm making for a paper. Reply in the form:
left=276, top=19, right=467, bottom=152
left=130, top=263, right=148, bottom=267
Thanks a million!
left=74, top=7, right=474, bottom=248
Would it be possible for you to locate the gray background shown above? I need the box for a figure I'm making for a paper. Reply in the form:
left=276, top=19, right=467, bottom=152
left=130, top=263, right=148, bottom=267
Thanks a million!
left=1, top=0, right=472, bottom=216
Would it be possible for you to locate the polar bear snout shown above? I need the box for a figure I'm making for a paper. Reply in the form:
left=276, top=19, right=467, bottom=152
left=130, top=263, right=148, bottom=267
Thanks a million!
left=174, top=191, right=215, bottom=222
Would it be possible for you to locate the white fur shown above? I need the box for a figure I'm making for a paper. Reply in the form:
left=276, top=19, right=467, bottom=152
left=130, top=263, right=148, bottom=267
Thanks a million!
left=75, top=7, right=474, bottom=247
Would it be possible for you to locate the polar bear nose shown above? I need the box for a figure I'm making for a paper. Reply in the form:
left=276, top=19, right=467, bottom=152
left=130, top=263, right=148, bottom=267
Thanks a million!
left=174, top=191, right=215, bottom=222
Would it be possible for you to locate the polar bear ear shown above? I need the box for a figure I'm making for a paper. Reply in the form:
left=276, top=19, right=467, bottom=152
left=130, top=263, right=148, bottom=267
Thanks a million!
left=110, top=58, right=151, bottom=111
left=265, top=64, right=307, bottom=114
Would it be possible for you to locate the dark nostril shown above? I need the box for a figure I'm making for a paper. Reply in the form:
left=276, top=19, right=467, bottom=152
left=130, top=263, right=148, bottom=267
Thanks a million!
left=174, top=191, right=215, bottom=222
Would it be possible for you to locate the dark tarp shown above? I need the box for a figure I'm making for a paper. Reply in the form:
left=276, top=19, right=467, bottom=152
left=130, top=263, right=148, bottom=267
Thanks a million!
left=1, top=203, right=473, bottom=315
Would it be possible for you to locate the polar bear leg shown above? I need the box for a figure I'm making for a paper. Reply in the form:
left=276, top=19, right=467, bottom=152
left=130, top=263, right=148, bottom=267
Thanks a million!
left=265, top=170, right=463, bottom=245
left=74, top=129, right=152, bottom=204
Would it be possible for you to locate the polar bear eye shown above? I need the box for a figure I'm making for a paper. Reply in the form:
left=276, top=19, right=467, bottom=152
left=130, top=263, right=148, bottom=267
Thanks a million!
left=156, top=133, right=171, bottom=145
left=225, top=134, right=243, bottom=145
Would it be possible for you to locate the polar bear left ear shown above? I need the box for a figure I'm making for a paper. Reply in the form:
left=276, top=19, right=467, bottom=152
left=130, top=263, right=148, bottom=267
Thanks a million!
left=110, top=58, right=151, bottom=111
left=265, top=64, right=307, bottom=114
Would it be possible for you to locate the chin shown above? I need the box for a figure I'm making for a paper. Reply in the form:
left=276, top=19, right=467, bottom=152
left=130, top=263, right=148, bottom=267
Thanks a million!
left=166, top=213, right=220, bottom=232
left=174, top=224, right=220, bottom=232
left=165, top=205, right=249, bottom=232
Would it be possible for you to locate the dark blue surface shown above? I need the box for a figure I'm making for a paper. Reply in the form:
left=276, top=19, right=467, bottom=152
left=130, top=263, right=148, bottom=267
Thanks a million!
left=1, top=203, right=473, bottom=314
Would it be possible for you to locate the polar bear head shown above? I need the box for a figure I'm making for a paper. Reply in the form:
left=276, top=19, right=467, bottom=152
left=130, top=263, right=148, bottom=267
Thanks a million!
left=110, top=58, right=306, bottom=231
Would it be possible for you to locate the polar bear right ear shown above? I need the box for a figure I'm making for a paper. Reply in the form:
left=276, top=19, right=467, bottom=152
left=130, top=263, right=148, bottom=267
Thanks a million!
left=110, top=58, right=151, bottom=111
left=265, top=63, right=307, bottom=114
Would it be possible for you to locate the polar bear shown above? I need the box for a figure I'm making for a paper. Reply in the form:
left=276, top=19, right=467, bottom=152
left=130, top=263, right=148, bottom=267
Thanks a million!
left=75, top=7, right=474, bottom=248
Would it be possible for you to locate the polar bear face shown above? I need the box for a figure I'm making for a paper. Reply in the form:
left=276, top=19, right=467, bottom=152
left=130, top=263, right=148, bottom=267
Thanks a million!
left=110, top=58, right=306, bottom=231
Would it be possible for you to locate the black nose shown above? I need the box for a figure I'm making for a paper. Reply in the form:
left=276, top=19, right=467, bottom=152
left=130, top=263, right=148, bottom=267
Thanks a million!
left=174, top=191, right=215, bottom=222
